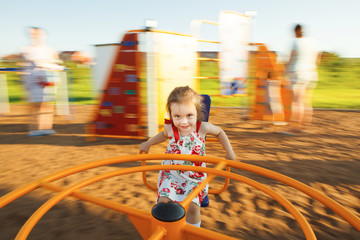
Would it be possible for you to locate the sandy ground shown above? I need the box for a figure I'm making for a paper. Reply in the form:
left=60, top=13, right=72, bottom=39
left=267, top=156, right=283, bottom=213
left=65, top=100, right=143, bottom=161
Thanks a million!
left=0, top=105, right=359, bottom=240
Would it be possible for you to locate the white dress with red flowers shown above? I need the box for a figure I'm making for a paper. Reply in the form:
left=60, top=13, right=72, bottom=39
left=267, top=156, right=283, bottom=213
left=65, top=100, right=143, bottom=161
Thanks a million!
left=157, top=121, right=208, bottom=206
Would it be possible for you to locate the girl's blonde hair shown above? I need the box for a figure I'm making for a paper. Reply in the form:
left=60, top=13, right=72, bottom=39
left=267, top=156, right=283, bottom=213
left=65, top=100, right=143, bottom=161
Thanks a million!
left=166, top=86, right=204, bottom=121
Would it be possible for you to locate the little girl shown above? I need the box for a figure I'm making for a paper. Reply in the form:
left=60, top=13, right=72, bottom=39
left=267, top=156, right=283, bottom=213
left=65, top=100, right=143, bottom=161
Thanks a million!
left=139, top=86, right=236, bottom=227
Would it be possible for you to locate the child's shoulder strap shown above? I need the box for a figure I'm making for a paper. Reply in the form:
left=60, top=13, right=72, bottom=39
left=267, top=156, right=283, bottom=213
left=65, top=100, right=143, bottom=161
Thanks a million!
left=164, top=119, right=202, bottom=142
left=164, top=119, right=179, bottom=143
left=196, top=121, right=202, bottom=133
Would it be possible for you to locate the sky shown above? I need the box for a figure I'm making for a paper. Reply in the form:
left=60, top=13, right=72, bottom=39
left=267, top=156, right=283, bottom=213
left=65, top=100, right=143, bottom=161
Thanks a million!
left=1, top=0, right=359, bottom=60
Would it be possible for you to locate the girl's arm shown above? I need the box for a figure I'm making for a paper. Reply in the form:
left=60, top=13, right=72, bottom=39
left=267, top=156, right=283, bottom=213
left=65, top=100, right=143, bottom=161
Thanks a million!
left=139, top=125, right=171, bottom=154
left=201, top=122, right=236, bottom=160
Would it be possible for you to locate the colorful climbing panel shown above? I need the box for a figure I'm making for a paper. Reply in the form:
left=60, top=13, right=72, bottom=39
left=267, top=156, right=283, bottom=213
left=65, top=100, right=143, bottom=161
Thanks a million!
left=92, top=32, right=144, bottom=137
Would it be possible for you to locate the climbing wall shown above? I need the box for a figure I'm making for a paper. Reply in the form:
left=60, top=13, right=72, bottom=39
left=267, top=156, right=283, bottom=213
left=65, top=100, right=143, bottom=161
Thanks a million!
left=92, top=32, right=144, bottom=137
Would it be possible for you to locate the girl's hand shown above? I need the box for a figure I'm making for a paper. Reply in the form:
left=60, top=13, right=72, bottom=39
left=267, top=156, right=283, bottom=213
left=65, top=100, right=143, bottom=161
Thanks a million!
left=139, top=142, right=150, bottom=154
left=225, top=151, right=236, bottom=160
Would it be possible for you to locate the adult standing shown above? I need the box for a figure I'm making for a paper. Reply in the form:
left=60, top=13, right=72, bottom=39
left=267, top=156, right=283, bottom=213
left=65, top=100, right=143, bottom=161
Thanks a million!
left=22, top=27, right=63, bottom=136
left=285, top=24, right=322, bottom=134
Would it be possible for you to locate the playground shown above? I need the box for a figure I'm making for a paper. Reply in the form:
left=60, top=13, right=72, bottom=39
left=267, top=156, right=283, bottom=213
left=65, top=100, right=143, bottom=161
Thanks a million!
left=0, top=105, right=359, bottom=239
left=0, top=9, right=359, bottom=240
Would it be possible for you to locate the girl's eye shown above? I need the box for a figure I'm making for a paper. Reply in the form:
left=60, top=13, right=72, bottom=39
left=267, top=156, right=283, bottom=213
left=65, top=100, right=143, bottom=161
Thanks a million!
left=174, top=115, right=180, bottom=119
left=187, top=114, right=193, bottom=118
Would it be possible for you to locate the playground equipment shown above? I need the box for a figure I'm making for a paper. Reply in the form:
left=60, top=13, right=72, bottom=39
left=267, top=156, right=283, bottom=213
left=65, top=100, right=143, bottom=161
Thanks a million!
left=89, top=11, right=253, bottom=140
left=190, top=11, right=251, bottom=96
left=0, top=154, right=359, bottom=239
left=89, top=28, right=198, bottom=140
left=249, top=43, right=292, bottom=122
left=90, top=11, right=292, bottom=141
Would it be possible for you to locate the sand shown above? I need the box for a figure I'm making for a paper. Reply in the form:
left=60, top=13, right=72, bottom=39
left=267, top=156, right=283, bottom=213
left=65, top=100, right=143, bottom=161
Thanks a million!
left=0, top=105, right=359, bottom=240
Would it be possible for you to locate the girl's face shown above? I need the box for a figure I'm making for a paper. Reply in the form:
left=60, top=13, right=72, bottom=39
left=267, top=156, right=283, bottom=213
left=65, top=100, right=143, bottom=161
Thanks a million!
left=170, top=102, right=197, bottom=136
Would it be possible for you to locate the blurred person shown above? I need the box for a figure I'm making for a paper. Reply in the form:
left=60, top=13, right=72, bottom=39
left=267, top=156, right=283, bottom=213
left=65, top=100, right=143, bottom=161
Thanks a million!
left=283, top=24, right=321, bottom=135
left=266, top=71, right=287, bottom=125
left=21, top=27, right=64, bottom=136
left=139, top=86, right=236, bottom=227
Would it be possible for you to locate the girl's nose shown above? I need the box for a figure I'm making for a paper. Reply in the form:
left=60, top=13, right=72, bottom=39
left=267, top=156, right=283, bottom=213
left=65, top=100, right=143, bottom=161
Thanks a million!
left=180, top=117, right=188, bottom=124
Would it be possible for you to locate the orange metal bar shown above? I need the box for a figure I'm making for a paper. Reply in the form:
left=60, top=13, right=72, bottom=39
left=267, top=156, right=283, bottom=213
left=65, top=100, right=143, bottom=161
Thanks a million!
left=150, top=217, right=187, bottom=240
left=128, top=29, right=193, bottom=38
left=140, top=155, right=229, bottom=194
left=181, top=161, right=227, bottom=209
left=16, top=164, right=315, bottom=240
left=232, top=93, right=248, bottom=97
left=85, top=123, right=97, bottom=142
left=0, top=181, right=41, bottom=209
left=195, top=76, right=219, bottom=79
left=210, top=94, right=233, bottom=98
left=35, top=182, right=241, bottom=240
left=41, top=182, right=155, bottom=239
left=99, top=155, right=360, bottom=233
left=223, top=159, right=360, bottom=233
left=1, top=154, right=359, bottom=238
left=129, top=28, right=220, bottom=44
left=0, top=154, right=151, bottom=208
left=209, top=94, right=247, bottom=98
left=148, top=227, right=167, bottom=240
left=222, top=11, right=250, bottom=18
left=39, top=182, right=151, bottom=220
left=183, top=224, right=240, bottom=240
left=16, top=165, right=160, bottom=239
left=197, top=39, right=220, bottom=44
left=0, top=154, right=198, bottom=208
left=208, top=166, right=231, bottom=194
left=249, top=42, right=265, bottom=46
left=197, top=57, right=220, bottom=62
left=178, top=164, right=315, bottom=239
left=193, top=19, right=219, bottom=26
left=141, top=160, right=158, bottom=191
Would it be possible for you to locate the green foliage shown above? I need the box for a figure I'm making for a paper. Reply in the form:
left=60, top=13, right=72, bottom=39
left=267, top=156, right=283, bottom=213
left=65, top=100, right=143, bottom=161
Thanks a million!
left=309, top=54, right=360, bottom=109
left=64, top=61, right=92, bottom=84
left=63, top=61, right=95, bottom=104
left=1, top=61, right=26, bottom=102
left=1, top=60, right=95, bottom=104
left=2, top=56, right=360, bottom=109
left=320, top=52, right=341, bottom=67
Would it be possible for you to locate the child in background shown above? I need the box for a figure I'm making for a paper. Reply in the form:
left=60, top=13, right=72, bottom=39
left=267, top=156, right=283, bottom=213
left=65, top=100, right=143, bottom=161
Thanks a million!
left=139, top=86, right=236, bottom=227
left=22, top=27, right=64, bottom=136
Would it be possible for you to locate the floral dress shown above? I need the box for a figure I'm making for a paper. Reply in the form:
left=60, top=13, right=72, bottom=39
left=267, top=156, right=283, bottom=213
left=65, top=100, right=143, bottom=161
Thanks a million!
left=157, top=121, right=208, bottom=206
